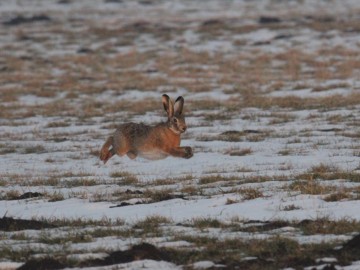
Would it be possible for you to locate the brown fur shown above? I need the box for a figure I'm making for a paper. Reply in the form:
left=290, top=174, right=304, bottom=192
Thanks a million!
left=100, top=94, right=193, bottom=163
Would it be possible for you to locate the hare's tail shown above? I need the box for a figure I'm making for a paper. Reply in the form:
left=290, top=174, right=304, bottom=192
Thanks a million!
left=100, top=136, right=115, bottom=164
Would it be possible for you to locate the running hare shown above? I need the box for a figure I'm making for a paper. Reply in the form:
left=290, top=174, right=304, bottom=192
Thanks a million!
left=100, top=94, right=193, bottom=163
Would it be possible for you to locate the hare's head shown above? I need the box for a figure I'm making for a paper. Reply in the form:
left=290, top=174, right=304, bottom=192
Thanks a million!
left=162, top=94, right=187, bottom=134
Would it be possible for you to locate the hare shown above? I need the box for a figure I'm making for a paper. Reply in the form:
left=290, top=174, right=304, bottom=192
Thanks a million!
left=100, top=94, right=193, bottom=163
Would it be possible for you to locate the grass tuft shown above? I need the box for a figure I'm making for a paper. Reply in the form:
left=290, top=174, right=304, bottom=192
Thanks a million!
left=192, top=217, right=223, bottom=230
left=237, top=187, right=264, bottom=200
left=111, top=171, right=139, bottom=185
left=199, top=175, right=237, bottom=185
left=288, top=179, right=334, bottom=195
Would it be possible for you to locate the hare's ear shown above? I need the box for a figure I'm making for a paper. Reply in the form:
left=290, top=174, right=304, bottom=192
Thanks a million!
left=162, top=94, right=174, bottom=118
left=174, top=96, right=184, bottom=115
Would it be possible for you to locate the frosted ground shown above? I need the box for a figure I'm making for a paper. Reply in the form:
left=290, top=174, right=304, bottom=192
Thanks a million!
left=0, top=0, right=360, bottom=269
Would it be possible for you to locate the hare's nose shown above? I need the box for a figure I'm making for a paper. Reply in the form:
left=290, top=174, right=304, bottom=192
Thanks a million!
left=181, top=126, right=187, bottom=132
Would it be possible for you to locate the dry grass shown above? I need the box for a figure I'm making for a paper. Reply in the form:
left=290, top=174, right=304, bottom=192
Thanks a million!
left=312, top=82, right=350, bottom=92
left=180, top=185, right=201, bottom=196
left=278, top=148, right=293, bottom=156
left=199, top=175, right=237, bottom=185
left=1, top=190, right=21, bottom=200
left=237, top=187, right=264, bottom=200
left=142, top=188, right=174, bottom=202
left=241, top=93, right=360, bottom=110
left=282, top=204, right=301, bottom=211
left=198, top=130, right=270, bottom=143
left=323, top=192, right=352, bottom=202
left=192, top=217, right=223, bottom=230
left=0, top=144, right=16, bottom=155
left=110, top=171, right=139, bottom=185
left=225, top=147, right=253, bottom=156
left=2, top=43, right=359, bottom=120
left=23, top=145, right=47, bottom=154
left=288, top=179, right=335, bottom=195
left=169, top=234, right=335, bottom=270
left=299, top=217, right=360, bottom=235
left=268, top=112, right=297, bottom=125
left=47, top=191, right=65, bottom=202
left=297, top=164, right=360, bottom=182
left=133, top=215, right=172, bottom=236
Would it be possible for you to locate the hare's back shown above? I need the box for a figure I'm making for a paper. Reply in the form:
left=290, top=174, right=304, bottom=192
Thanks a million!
left=115, top=122, right=152, bottom=142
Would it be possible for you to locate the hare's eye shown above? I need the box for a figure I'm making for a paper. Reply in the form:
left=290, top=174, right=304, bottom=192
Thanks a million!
left=173, top=118, right=178, bottom=123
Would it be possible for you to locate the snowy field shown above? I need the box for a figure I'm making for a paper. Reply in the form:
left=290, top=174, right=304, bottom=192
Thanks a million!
left=0, top=0, right=360, bottom=269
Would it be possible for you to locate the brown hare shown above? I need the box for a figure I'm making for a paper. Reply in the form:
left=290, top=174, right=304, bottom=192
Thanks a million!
left=100, top=94, right=193, bottom=163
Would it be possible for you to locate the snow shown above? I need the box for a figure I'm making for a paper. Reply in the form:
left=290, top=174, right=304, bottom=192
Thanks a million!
left=1, top=0, right=360, bottom=269
left=237, top=29, right=278, bottom=44
left=0, top=262, right=23, bottom=270
left=68, top=260, right=181, bottom=270
left=192, top=261, right=216, bottom=269
left=316, top=257, right=338, bottom=263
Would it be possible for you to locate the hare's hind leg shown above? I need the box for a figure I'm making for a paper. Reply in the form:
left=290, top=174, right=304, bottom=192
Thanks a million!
left=100, top=136, right=115, bottom=164
left=100, top=129, right=133, bottom=163
left=113, top=130, right=131, bottom=158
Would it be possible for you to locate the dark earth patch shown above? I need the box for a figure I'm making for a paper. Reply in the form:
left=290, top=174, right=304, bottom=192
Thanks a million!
left=258, top=16, right=282, bottom=24
left=82, top=243, right=169, bottom=267
left=3, top=15, right=51, bottom=26
left=0, top=217, right=56, bottom=231
left=110, top=194, right=186, bottom=208
left=12, top=192, right=43, bottom=200
left=17, top=258, right=65, bottom=270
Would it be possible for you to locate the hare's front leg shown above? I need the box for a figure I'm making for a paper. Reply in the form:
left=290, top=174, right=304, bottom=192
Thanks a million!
left=127, top=151, right=137, bottom=160
left=169, top=146, right=193, bottom=159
